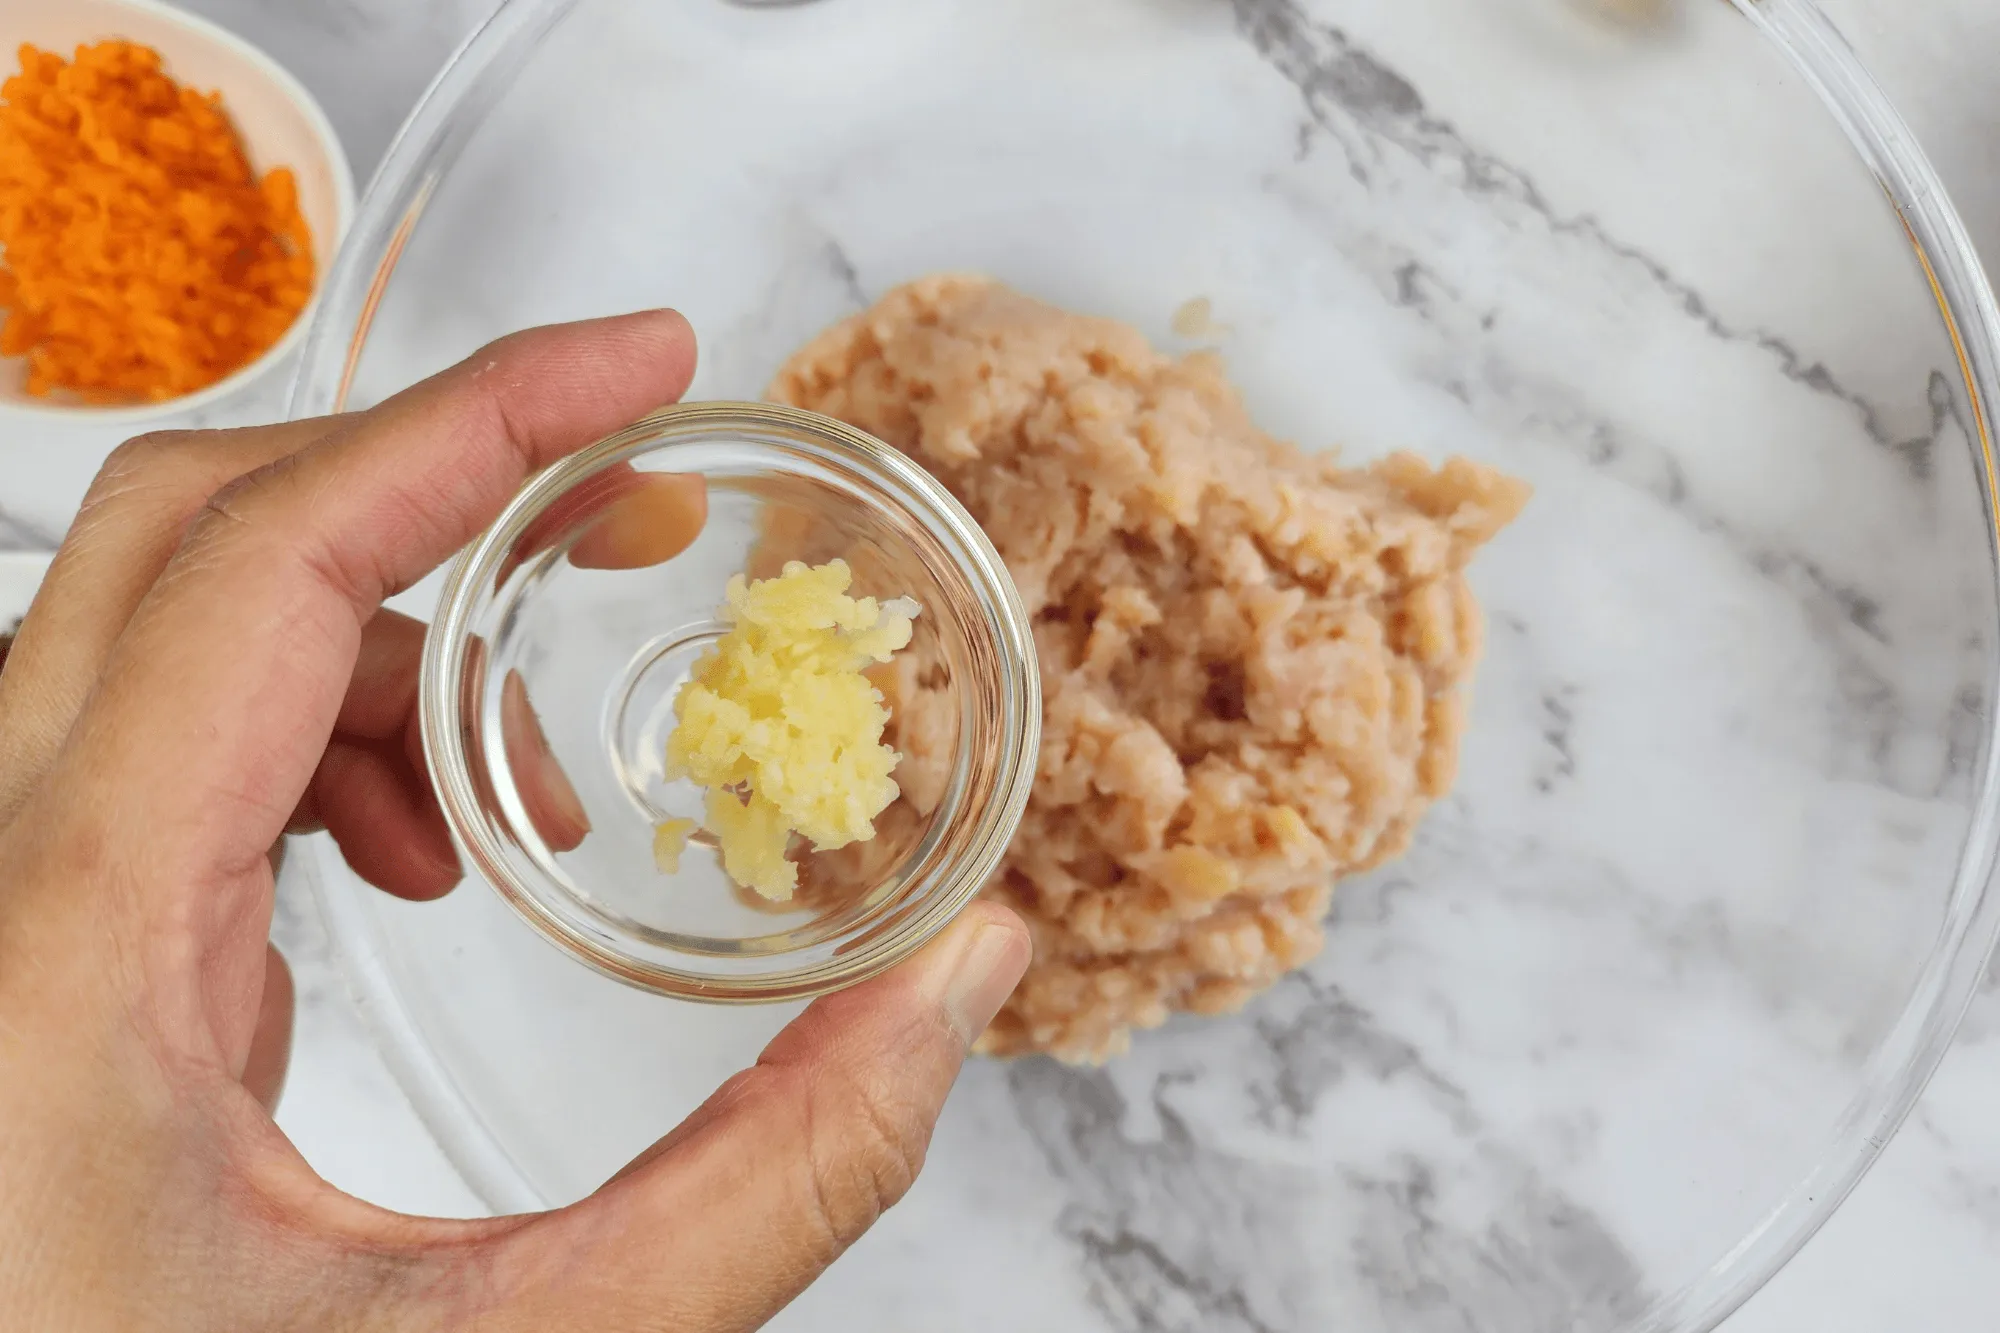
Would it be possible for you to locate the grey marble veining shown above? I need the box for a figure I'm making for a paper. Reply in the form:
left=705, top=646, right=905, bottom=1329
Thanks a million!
left=1229, top=0, right=1994, bottom=818
left=1001, top=987, right=1655, bottom=1332
left=3, top=2, right=2000, bottom=1332
left=1234, top=0, right=1929, bottom=465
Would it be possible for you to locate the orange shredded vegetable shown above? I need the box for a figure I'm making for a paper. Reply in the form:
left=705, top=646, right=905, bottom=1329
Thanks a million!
left=0, top=40, right=315, bottom=402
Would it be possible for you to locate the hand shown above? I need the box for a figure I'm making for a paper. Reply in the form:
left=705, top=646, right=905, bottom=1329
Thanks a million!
left=0, top=312, right=1030, bottom=1332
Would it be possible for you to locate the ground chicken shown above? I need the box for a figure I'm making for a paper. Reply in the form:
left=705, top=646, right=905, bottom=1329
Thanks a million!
left=770, top=275, right=1527, bottom=1064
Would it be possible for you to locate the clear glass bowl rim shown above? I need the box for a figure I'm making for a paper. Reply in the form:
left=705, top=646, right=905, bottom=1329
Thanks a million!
left=419, top=400, right=1043, bottom=1003
left=286, top=3, right=2000, bottom=1329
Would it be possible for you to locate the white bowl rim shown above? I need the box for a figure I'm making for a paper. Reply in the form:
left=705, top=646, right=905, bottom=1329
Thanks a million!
left=0, top=0, right=358, bottom=427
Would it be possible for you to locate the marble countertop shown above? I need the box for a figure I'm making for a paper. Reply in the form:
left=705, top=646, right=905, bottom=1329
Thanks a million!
left=4, top=1, right=2000, bottom=1329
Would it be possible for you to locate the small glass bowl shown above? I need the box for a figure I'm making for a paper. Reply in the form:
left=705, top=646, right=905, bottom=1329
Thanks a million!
left=420, top=401, right=1041, bottom=1002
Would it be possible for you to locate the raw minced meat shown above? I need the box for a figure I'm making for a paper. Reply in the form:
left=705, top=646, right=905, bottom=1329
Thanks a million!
left=770, top=275, right=1528, bottom=1064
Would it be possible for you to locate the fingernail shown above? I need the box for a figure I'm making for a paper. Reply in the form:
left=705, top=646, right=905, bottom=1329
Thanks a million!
left=936, top=919, right=1029, bottom=1046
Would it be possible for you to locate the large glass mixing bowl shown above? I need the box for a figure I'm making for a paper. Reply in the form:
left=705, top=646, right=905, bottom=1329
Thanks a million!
left=287, top=2, right=2000, bottom=1330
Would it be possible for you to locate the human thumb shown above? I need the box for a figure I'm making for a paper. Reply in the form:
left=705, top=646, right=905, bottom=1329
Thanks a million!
left=460, top=900, right=1031, bottom=1333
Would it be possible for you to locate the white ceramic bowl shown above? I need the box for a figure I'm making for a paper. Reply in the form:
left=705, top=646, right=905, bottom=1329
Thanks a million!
left=0, top=0, right=354, bottom=425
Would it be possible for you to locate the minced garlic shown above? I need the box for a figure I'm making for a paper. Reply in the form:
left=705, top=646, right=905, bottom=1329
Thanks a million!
left=661, top=559, right=917, bottom=900
left=651, top=818, right=697, bottom=874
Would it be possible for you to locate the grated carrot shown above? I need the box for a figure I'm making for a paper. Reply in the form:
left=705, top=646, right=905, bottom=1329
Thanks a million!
left=0, top=40, right=315, bottom=402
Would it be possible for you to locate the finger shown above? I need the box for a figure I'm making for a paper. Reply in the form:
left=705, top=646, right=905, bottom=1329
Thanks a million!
left=566, top=471, right=708, bottom=570
left=501, top=671, right=590, bottom=853
left=42, top=310, right=697, bottom=888
left=0, top=418, right=345, bottom=817
left=241, top=944, right=295, bottom=1113
left=501, top=466, right=708, bottom=584
left=279, top=609, right=462, bottom=898
left=466, top=902, right=1030, bottom=1333
left=332, top=608, right=427, bottom=742
left=263, top=477, right=704, bottom=876
left=313, top=740, right=462, bottom=901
